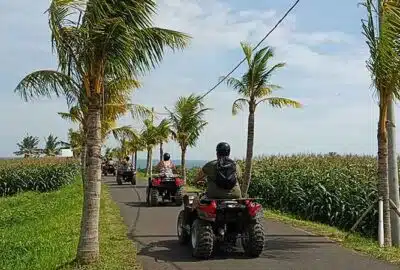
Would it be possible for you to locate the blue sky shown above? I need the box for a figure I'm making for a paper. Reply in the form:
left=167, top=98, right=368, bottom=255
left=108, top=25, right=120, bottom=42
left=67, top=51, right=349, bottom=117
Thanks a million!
left=0, top=0, right=386, bottom=160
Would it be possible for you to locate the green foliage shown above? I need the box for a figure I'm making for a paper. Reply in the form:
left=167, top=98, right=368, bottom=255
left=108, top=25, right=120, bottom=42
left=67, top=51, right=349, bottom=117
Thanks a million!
left=0, top=178, right=139, bottom=270
left=0, top=158, right=79, bottom=197
left=186, top=154, right=385, bottom=238
left=244, top=154, right=379, bottom=237
left=167, top=94, right=210, bottom=150
left=43, top=134, right=63, bottom=156
left=14, top=134, right=41, bottom=157
left=225, top=42, right=301, bottom=115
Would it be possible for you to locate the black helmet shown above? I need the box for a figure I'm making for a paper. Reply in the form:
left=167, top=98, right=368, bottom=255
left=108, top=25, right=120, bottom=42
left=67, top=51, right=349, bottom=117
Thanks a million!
left=216, top=142, right=230, bottom=156
left=125, top=156, right=130, bottom=161
left=163, top=152, right=171, bottom=161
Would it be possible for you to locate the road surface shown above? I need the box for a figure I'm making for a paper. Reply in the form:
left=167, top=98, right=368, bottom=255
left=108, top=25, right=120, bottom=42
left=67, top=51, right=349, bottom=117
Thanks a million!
left=105, top=176, right=398, bottom=270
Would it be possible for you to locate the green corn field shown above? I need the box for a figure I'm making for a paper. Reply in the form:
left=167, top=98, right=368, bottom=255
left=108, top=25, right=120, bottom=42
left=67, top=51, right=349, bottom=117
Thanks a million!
left=0, top=158, right=80, bottom=197
left=187, top=154, right=385, bottom=237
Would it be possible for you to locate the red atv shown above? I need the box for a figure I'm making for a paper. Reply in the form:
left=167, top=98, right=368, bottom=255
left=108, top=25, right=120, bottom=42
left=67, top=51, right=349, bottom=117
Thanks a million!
left=146, top=173, right=185, bottom=206
left=177, top=193, right=265, bottom=259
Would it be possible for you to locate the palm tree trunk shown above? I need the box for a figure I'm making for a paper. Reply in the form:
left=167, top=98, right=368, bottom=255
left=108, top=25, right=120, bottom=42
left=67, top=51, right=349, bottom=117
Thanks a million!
left=160, top=142, right=164, bottom=161
left=378, top=97, right=392, bottom=246
left=134, top=150, right=138, bottom=171
left=243, top=105, right=255, bottom=197
left=76, top=94, right=102, bottom=264
left=80, top=142, right=87, bottom=186
left=149, top=148, right=153, bottom=177
left=181, top=147, right=187, bottom=184
left=145, top=148, right=149, bottom=176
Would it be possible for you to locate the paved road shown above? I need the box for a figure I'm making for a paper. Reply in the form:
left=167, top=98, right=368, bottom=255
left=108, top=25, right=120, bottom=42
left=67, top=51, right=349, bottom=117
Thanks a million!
left=105, top=176, right=399, bottom=270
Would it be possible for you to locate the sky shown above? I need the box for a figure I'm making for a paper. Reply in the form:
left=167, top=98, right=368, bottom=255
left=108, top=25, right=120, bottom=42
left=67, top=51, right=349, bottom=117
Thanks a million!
left=0, top=0, right=389, bottom=160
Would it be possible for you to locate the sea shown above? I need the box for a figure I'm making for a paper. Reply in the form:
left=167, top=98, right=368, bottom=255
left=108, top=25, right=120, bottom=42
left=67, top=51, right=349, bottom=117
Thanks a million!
left=135, top=159, right=207, bottom=169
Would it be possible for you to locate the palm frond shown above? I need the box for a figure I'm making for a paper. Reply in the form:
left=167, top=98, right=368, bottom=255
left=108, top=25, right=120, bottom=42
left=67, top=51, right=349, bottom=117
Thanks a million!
left=15, top=70, right=80, bottom=105
left=232, top=98, right=249, bottom=115
left=258, top=97, right=302, bottom=109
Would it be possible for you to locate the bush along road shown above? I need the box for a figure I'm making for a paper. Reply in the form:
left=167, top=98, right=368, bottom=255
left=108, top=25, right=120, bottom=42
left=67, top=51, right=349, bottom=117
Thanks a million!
left=105, top=169, right=399, bottom=270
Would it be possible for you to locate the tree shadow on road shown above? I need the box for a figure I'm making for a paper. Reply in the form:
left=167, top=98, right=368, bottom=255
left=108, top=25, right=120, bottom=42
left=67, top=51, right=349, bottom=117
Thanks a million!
left=124, top=201, right=183, bottom=208
left=134, top=234, right=334, bottom=263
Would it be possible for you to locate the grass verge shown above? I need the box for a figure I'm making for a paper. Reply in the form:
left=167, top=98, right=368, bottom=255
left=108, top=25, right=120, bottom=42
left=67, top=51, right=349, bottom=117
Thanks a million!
left=265, top=209, right=400, bottom=265
left=184, top=185, right=201, bottom=193
left=0, top=178, right=140, bottom=270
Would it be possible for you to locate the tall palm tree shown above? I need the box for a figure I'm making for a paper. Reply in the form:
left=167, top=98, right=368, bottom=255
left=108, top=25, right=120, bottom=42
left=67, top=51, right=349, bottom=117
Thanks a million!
left=43, top=134, right=62, bottom=156
left=362, top=0, right=400, bottom=246
left=167, top=94, right=210, bottom=182
left=14, top=134, right=41, bottom=158
left=225, top=42, right=302, bottom=196
left=155, top=119, right=170, bottom=161
left=126, top=133, right=146, bottom=171
left=14, top=0, right=190, bottom=264
left=141, top=119, right=159, bottom=176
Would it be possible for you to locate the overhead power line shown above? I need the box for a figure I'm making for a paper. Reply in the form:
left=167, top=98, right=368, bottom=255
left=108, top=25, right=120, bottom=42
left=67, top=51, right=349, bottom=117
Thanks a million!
left=152, top=0, right=300, bottom=116
left=199, top=0, right=300, bottom=99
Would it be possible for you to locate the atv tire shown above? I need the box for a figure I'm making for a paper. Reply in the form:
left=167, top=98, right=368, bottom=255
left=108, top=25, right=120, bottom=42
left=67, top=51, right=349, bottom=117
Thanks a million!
left=177, top=210, right=190, bottom=244
left=116, top=175, right=122, bottom=185
left=243, top=221, right=265, bottom=257
left=131, top=176, right=136, bottom=185
left=103, top=172, right=107, bottom=176
left=149, top=188, right=158, bottom=206
left=175, top=187, right=183, bottom=206
left=191, top=219, right=214, bottom=259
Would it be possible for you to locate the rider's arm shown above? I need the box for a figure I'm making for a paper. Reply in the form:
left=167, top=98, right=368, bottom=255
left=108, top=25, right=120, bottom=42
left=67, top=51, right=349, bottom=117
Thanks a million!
left=194, top=169, right=206, bottom=184
left=155, top=161, right=162, bottom=170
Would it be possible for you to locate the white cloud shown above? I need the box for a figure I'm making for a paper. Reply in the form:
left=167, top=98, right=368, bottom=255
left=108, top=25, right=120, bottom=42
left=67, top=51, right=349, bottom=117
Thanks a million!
left=118, top=0, right=377, bottom=160
left=1, top=0, right=387, bottom=159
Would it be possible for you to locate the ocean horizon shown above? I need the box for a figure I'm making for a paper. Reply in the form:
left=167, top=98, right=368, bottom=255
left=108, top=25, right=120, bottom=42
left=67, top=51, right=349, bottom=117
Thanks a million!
left=135, top=159, right=206, bottom=169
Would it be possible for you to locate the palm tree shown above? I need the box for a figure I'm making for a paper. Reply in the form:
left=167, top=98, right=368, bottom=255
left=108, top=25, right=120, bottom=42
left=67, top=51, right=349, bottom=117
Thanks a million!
left=14, top=134, right=41, bottom=158
left=155, top=119, right=170, bottom=161
left=225, top=42, right=302, bottom=196
left=14, top=0, right=190, bottom=264
left=103, top=147, right=115, bottom=160
left=362, top=0, right=400, bottom=246
left=43, top=134, right=62, bottom=156
left=141, top=119, right=159, bottom=176
left=167, top=94, right=210, bottom=182
left=126, top=133, right=146, bottom=171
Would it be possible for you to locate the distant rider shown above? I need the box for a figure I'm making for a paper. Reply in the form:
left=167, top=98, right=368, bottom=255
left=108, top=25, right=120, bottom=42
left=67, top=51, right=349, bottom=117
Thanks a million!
left=191, top=142, right=242, bottom=209
left=156, top=153, right=176, bottom=176
left=120, top=156, right=130, bottom=170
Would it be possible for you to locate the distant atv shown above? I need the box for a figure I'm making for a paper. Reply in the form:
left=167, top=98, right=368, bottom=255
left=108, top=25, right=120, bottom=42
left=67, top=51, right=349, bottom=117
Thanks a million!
left=102, top=161, right=116, bottom=176
left=177, top=193, right=265, bottom=259
left=116, top=163, right=136, bottom=185
left=146, top=173, right=184, bottom=206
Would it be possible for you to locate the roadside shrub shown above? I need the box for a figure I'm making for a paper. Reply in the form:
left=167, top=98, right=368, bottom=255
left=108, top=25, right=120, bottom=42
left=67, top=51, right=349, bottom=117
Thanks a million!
left=0, top=158, right=80, bottom=197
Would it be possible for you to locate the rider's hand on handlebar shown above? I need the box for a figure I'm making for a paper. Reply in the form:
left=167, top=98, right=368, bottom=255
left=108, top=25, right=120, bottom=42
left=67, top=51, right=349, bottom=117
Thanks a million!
left=197, top=179, right=206, bottom=186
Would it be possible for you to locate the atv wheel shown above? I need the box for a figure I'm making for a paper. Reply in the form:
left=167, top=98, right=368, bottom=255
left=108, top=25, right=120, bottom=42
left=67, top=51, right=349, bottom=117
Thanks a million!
left=191, top=219, right=214, bottom=259
left=242, top=221, right=265, bottom=257
left=149, top=188, right=158, bottom=206
left=116, top=175, right=122, bottom=185
left=131, top=176, right=136, bottom=185
left=175, top=187, right=183, bottom=206
left=103, top=172, right=107, bottom=176
left=177, top=210, right=190, bottom=244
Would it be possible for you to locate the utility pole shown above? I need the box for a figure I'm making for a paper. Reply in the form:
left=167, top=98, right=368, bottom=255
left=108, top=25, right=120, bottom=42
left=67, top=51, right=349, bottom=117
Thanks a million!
left=388, top=99, right=400, bottom=246
left=149, top=107, right=154, bottom=177
left=378, top=0, right=400, bottom=246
